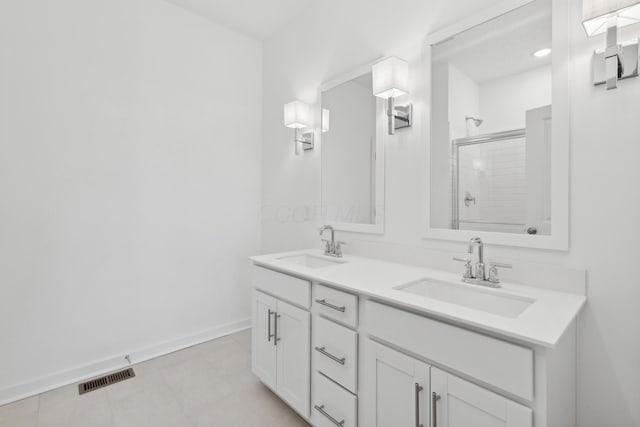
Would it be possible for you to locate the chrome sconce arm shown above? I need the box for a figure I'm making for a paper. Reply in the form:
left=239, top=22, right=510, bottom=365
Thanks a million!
left=384, top=98, right=413, bottom=135
left=293, top=128, right=314, bottom=155
left=583, top=1, right=640, bottom=90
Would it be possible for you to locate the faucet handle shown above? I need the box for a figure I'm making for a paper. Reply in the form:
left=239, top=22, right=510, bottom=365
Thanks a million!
left=453, top=257, right=473, bottom=279
left=321, top=238, right=331, bottom=254
left=488, top=261, right=512, bottom=284
left=489, top=261, right=512, bottom=269
left=335, top=241, right=346, bottom=257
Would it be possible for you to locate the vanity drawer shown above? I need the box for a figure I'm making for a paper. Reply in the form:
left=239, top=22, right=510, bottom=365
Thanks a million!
left=314, top=284, right=358, bottom=327
left=313, top=372, right=357, bottom=427
left=252, top=265, right=311, bottom=308
left=366, top=300, right=533, bottom=401
left=314, top=316, right=358, bottom=393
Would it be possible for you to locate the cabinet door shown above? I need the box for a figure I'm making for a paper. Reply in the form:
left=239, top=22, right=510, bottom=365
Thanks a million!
left=252, top=291, right=277, bottom=390
left=276, top=299, right=311, bottom=418
left=431, top=368, right=532, bottom=427
left=366, top=341, right=430, bottom=427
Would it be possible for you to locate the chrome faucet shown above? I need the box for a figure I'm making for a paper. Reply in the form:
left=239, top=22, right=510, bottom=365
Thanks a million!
left=453, top=237, right=512, bottom=288
left=319, top=225, right=344, bottom=257
left=468, top=237, right=486, bottom=281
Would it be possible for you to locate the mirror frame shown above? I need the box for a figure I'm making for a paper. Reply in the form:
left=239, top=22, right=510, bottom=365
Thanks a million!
left=422, top=0, right=569, bottom=250
left=319, top=61, right=387, bottom=234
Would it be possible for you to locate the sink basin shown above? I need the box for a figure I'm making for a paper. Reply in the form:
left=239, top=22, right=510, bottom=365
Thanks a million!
left=278, top=254, right=347, bottom=269
left=394, top=279, right=534, bottom=318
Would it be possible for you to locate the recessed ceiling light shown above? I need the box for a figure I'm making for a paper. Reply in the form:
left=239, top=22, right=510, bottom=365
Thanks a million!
left=533, top=48, right=552, bottom=58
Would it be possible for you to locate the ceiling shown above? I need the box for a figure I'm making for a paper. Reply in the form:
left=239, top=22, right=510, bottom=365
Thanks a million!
left=164, top=0, right=312, bottom=40
left=432, top=0, right=552, bottom=84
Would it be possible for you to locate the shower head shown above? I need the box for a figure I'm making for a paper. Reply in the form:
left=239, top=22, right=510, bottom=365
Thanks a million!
left=465, top=116, right=483, bottom=127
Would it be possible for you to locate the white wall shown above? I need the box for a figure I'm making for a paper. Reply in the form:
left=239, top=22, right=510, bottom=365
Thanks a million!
left=448, top=64, right=480, bottom=139
left=479, top=65, right=552, bottom=133
left=0, top=0, right=262, bottom=403
left=261, top=0, right=640, bottom=426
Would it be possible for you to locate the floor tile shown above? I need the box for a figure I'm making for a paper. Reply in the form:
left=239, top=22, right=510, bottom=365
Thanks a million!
left=109, top=385, right=190, bottom=427
left=0, top=395, right=38, bottom=422
left=38, top=388, right=112, bottom=427
left=0, top=410, right=38, bottom=427
left=2, top=329, right=309, bottom=427
left=230, top=329, right=251, bottom=350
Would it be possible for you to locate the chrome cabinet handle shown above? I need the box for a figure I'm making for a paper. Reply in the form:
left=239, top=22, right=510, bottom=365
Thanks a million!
left=415, top=383, right=424, bottom=427
left=314, top=404, right=345, bottom=426
left=315, top=299, right=346, bottom=312
left=432, top=392, right=441, bottom=427
left=273, top=313, right=281, bottom=346
left=267, top=309, right=275, bottom=342
left=314, top=346, right=346, bottom=365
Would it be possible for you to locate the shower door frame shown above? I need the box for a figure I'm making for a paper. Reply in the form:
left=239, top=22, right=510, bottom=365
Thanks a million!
left=451, top=129, right=526, bottom=230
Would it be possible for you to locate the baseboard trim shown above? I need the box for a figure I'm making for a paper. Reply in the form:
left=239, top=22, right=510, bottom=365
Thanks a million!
left=0, top=318, right=251, bottom=406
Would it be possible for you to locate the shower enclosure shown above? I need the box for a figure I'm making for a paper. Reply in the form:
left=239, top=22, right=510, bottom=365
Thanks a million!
left=451, top=129, right=528, bottom=233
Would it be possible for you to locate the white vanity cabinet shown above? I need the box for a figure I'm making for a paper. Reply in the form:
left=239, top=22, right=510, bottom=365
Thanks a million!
left=252, top=291, right=278, bottom=389
left=430, top=367, right=531, bottom=427
left=249, top=257, right=582, bottom=427
left=312, top=284, right=360, bottom=426
left=314, top=315, right=358, bottom=393
left=363, top=341, right=430, bottom=427
left=362, top=300, right=574, bottom=427
left=364, top=341, right=532, bottom=427
left=314, top=372, right=358, bottom=427
left=251, top=266, right=311, bottom=418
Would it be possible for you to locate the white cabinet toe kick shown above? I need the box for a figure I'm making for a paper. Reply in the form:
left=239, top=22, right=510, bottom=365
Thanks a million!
left=250, top=262, right=581, bottom=427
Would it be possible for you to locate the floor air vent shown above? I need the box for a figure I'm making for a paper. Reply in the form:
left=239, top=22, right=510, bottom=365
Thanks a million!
left=78, top=368, right=135, bottom=395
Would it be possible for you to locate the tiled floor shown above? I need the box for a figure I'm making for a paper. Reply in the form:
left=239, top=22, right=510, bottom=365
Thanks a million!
left=0, top=329, right=310, bottom=427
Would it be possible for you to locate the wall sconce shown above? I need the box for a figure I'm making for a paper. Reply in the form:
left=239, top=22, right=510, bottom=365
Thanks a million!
left=284, top=100, right=314, bottom=155
left=583, top=0, right=640, bottom=90
left=372, top=56, right=412, bottom=135
left=321, top=108, right=330, bottom=133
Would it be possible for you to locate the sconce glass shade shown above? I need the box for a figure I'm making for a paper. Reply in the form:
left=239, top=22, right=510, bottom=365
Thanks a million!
left=322, top=108, right=330, bottom=133
left=371, top=57, right=409, bottom=99
left=583, top=0, right=640, bottom=36
left=284, top=101, right=311, bottom=129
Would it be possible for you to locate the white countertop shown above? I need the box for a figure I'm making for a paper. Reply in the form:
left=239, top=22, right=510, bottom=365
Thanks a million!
left=249, top=249, right=586, bottom=349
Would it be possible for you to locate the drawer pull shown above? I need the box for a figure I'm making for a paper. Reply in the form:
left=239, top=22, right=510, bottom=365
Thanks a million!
left=315, top=346, right=346, bottom=365
left=432, top=392, right=441, bottom=427
left=314, top=404, right=345, bottom=426
left=315, top=299, right=346, bottom=312
left=273, top=313, right=281, bottom=346
left=415, top=383, right=423, bottom=427
left=267, top=309, right=275, bottom=342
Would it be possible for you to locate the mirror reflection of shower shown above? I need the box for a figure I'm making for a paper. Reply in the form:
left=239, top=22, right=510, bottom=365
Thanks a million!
left=453, top=130, right=527, bottom=234
left=465, top=116, right=483, bottom=137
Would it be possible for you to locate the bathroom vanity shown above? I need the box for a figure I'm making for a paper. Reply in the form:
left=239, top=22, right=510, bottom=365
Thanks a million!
left=249, top=251, right=585, bottom=427
left=253, top=0, right=584, bottom=424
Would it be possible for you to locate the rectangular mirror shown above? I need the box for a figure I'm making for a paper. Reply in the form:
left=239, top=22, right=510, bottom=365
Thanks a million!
left=425, top=0, right=569, bottom=250
left=320, top=65, right=385, bottom=234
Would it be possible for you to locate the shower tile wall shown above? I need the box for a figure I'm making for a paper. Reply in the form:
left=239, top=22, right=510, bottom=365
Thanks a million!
left=458, top=139, right=526, bottom=233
